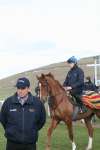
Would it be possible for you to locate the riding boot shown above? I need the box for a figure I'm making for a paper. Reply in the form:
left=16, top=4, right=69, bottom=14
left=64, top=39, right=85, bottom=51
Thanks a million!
left=72, top=106, right=80, bottom=121
left=74, top=95, right=87, bottom=113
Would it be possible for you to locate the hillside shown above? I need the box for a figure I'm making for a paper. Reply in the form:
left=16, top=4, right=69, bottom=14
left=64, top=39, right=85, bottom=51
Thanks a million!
left=0, top=55, right=100, bottom=99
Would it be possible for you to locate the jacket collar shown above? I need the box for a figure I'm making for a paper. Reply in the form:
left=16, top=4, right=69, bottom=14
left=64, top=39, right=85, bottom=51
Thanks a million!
left=71, top=64, right=78, bottom=71
left=12, top=92, right=34, bottom=105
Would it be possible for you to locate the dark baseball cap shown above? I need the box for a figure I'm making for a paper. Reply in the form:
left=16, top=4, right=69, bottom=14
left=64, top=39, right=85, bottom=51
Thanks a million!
left=16, top=77, right=30, bottom=88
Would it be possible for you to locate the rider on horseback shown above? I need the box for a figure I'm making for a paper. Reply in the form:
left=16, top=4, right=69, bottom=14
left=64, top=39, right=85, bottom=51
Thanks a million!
left=63, top=56, right=86, bottom=112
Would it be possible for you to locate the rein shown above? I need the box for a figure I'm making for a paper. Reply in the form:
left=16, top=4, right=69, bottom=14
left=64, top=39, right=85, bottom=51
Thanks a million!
left=41, top=80, right=66, bottom=110
left=38, top=80, right=66, bottom=111
left=49, top=94, right=64, bottom=110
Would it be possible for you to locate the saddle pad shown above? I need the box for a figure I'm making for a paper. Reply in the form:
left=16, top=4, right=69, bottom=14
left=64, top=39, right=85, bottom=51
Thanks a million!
left=82, top=91, right=100, bottom=109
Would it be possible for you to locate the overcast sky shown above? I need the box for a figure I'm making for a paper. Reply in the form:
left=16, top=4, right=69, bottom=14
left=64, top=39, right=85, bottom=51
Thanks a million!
left=0, top=0, right=100, bottom=79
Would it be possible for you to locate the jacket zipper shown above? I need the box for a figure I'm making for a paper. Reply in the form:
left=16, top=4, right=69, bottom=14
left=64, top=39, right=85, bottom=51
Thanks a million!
left=22, top=107, right=25, bottom=142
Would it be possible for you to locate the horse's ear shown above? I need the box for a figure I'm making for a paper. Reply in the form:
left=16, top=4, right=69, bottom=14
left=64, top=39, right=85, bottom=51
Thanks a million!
left=48, top=72, right=54, bottom=79
left=41, top=73, right=45, bottom=78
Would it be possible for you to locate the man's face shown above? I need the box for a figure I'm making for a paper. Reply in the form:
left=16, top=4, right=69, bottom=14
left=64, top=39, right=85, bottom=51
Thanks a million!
left=67, top=63, right=75, bottom=68
left=17, top=87, right=30, bottom=98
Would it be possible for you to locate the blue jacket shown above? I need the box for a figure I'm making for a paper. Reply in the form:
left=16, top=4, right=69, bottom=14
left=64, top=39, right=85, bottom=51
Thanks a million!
left=84, top=81, right=97, bottom=92
left=63, top=65, right=84, bottom=95
left=0, top=92, right=46, bottom=144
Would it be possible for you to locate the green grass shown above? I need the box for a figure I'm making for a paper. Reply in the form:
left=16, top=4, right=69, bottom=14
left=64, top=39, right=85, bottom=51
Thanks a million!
left=0, top=120, right=100, bottom=150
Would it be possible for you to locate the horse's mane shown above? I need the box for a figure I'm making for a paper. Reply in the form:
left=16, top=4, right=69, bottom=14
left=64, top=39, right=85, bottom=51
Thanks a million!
left=44, top=73, right=65, bottom=92
left=46, top=74, right=65, bottom=92
left=55, top=80, right=65, bottom=92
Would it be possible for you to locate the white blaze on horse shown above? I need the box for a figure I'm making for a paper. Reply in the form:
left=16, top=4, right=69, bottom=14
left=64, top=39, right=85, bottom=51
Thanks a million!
left=37, top=73, right=100, bottom=150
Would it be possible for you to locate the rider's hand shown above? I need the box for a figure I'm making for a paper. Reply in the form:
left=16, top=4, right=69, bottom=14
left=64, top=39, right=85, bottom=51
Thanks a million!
left=64, top=86, right=72, bottom=91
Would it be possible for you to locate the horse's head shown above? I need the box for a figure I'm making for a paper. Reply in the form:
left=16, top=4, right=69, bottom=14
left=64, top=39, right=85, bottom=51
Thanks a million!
left=36, top=73, right=54, bottom=103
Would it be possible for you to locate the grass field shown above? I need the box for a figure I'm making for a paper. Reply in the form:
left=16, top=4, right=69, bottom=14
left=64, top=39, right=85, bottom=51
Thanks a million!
left=0, top=119, right=100, bottom=150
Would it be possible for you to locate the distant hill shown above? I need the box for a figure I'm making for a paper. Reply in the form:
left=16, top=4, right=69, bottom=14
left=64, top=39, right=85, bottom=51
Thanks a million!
left=0, top=55, right=100, bottom=99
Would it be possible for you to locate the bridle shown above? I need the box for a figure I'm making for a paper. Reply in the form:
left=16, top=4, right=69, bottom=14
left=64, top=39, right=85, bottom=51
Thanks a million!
left=35, top=81, right=40, bottom=98
left=36, top=80, right=50, bottom=104
left=38, top=79, right=65, bottom=110
left=38, top=80, right=50, bottom=98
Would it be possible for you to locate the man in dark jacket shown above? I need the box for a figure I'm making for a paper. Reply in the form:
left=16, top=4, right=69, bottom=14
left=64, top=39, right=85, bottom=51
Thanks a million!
left=84, top=76, right=97, bottom=92
left=0, top=77, right=46, bottom=150
left=63, top=56, right=85, bottom=109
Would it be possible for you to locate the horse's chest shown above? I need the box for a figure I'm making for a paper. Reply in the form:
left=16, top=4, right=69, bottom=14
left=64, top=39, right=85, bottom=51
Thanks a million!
left=50, top=108, right=64, bottom=120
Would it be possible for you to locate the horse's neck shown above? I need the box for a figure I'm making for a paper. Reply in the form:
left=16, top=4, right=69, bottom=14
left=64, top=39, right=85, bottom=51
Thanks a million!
left=49, top=80, right=65, bottom=96
left=48, top=81, right=72, bottom=108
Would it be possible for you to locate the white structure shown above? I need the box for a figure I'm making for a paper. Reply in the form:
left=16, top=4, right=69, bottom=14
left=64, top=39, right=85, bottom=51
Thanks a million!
left=87, top=56, right=100, bottom=86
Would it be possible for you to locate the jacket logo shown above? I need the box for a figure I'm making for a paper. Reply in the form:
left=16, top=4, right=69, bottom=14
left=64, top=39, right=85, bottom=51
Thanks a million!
left=10, top=109, right=17, bottom=112
left=29, top=108, right=35, bottom=112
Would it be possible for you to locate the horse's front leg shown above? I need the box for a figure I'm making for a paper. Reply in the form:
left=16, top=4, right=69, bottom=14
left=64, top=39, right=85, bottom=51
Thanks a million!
left=65, top=120, right=76, bottom=150
left=46, top=118, right=59, bottom=150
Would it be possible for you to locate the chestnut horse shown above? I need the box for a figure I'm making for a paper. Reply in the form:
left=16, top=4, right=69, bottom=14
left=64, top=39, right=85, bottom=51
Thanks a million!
left=37, top=73, right=100, bottom=150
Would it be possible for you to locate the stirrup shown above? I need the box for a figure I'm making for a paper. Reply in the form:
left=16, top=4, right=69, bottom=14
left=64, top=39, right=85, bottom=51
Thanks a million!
left=80, top=105, right=87, bottom=113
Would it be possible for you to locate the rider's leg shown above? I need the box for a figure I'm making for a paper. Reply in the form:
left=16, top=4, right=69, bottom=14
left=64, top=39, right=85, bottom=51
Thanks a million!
left=75, top=95, right=87, bottom=112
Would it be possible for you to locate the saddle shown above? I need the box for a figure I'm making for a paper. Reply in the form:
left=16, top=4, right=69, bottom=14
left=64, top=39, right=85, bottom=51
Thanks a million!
left=66, top=92, right=85, bottom=109
left=66, top=92, right=87, bottom=121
